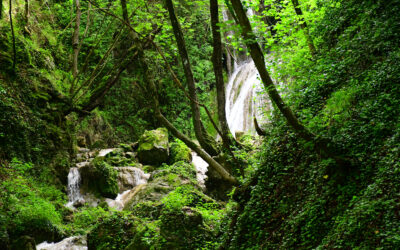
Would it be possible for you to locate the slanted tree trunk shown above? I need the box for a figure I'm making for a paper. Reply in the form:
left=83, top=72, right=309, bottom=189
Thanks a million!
left=71, top=0, right=81, bottom=90
left=229, top=0, right=346, bottom=165
left=210, top=0, right=236, bottom=149
left=165, top=0, right=218, bottom=156
left=290, top=0, right=316, bottom=57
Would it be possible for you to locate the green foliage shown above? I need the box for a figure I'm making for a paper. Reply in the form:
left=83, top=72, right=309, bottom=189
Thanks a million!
left=0, top=159, right=66, bottom=243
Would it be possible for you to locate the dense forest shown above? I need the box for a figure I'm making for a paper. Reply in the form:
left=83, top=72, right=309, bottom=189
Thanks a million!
left=1, top=0, right=399, bottom=249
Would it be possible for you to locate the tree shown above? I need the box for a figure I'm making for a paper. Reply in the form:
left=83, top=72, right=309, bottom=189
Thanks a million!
left=210, top=0, right=236, bottom=149
left=228, top=0, right=347, bottom=165
left=165, top=0, right=219, bottom=156
left=72, top=0, right=81, bottom=84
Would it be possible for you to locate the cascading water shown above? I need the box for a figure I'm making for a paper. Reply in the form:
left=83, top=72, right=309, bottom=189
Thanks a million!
left=225, top=61, right=266, bottom=136
left=66, top=167, right=84, bottom=208
left=36, top=236, right=87, bottom=250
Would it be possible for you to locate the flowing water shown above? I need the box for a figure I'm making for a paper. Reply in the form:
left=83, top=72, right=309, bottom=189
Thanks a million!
left=66, top=167, right=84, bottom=208
left=36, top=236, right=87, bottom=250
left=225, top=61, right=266, bottom=136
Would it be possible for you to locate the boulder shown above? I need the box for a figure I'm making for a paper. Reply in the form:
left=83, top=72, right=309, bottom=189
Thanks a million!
left=11, top=236, right=36, bottom=250
left=169, top=139, right=192, bottom=163
left=137, top=128, right=169, bottom=165
left=80, top=157, right=119, bottom=198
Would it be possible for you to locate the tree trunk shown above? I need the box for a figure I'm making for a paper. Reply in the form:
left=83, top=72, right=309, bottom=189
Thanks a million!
left=229, top=0, right=346, bottom=165
left=165, top=0, right=218, bottom=156
left=72, top=0, right=81, bottom=86
left=9, top=0, right=16, bottom=72
left=24, top=0, right=29, bottom=23
left=1, top=0, right=3, bottom=19
left=290, top=0, right=316, bottom=57
left=210, top=0, right=235, bottom=149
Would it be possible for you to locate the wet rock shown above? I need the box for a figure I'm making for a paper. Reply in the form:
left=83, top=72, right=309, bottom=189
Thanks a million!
left=116, top=167, right=150, bottom=192
left=125, top=152, right=137, bottom=159
left=137, top=128, right=169, bottom=165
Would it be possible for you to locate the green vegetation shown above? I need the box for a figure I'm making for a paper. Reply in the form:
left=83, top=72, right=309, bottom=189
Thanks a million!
left=1, top=0, right=400, bottom=249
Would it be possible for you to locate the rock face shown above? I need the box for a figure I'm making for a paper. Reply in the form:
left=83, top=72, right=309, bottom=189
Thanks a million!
left=137, top=128, right=169, bottom=165
left=116, top=167, right=150, bottom=192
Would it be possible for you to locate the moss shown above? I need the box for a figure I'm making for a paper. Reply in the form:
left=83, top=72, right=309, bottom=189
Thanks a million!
left=137, top=128, right=169, bottom=165
left=169, top=139, right=192, bottom=164
left=80, top=157, right=119, bottom=198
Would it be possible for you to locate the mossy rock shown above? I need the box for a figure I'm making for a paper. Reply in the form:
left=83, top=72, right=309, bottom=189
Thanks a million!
left=159, top=206, right=211, bottom=249
left=80, top=157, right=119, bottom=198
left=87, top=213, right=137, bottom=250
left=169, top=139, right=192, bottom=164
left=10, top=236, right=36, bottom=250
left=137, top=128, right=169, bottom=165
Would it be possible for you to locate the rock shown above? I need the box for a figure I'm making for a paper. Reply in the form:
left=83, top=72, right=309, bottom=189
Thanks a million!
left=159, top=206, right=206, bottom=249
left=116, top=167, right=150, bottom=192
left=98, top=148, right=116, bottom=157
left=77, top=136, right=86, bottom=147
left=76, top=161, right=90, bottom=168
left=205, top=154, right=234, bottom=201
left=87, top=213, right=137, bottom=250
left=137, top=128, right=169, bottom=165
left=77, top=147, right=90, bottom=153
left=125, top=152, right=137, bottom=159
left=169, top=140, right=192, bottom=163
left=11, top=236, right=36, bottom=250
left=80, top=157, right=119, bottom=198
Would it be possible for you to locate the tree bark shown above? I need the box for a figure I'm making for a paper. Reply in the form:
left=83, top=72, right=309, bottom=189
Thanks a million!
left=290, top=0, right=316, bottom=57
left=24, top=0, right=29, bottom=23
left=229, top=0, right=346, bottom=165
left=210, top=0, right=236, bottom=149
left=9, top=0, right=16, bottom=72
left=254, top=116, right=266, bottom=136
left=165, top=0, right=219, bottom=156
left=71, top=0, right=81, bottom=86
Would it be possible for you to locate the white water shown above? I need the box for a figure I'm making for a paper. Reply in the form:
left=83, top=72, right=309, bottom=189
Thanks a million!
left=106, top=168, right=150, bottom=210
left=225, top=61, right=266, bottom=136
left=36, top=236, right=87, bottom=250
left=191, top=152, right=208, bottom=189
left=66, top=167, right=84, bottom=208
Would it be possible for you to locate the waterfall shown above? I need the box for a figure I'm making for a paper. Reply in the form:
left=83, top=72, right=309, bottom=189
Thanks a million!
left=66, top=167, right=84, bottom=208
left=225, top=61, right=265, bottom=136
